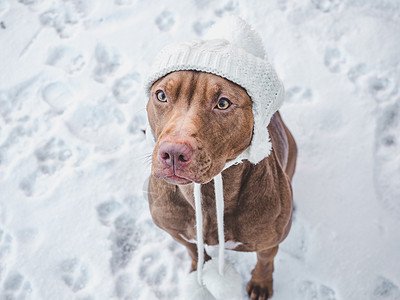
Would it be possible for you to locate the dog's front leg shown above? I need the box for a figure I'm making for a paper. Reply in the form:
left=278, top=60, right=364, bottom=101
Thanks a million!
left=172, top=234, right=211, bottom=272
left=246, top=246, right=279, bottom=300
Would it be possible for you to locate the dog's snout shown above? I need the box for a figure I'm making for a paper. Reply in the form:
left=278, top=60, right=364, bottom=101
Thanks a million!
left=158, top=142, right=193, bottom=169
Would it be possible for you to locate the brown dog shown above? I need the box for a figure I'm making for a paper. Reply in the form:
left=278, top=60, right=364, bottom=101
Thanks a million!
left=146, top=70, right=297, bottom=299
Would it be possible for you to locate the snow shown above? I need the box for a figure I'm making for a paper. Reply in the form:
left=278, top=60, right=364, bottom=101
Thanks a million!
left=0, top=0, right=399, bottom=299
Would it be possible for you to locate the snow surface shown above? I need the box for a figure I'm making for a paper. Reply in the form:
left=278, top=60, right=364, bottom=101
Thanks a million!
left=0, top=0, right=399, bottom=299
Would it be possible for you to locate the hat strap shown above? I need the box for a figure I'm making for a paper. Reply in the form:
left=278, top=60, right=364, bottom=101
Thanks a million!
left=193, top=172, right=225, bottom=285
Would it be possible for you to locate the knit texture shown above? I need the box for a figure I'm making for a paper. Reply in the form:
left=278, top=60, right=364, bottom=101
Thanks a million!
left=145, top=16, right=284, bottom=165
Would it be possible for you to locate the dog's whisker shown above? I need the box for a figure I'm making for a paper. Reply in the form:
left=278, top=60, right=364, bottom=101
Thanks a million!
left=137, top=152, right=153, bottom=161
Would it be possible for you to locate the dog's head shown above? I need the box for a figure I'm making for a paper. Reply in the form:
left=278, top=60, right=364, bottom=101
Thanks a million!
left=147, top=70, right=254, bottom=185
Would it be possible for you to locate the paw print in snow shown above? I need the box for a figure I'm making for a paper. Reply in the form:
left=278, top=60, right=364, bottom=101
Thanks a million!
left=39, top=0, right=97, bottom=38
left=193, top=20, right=215, bottom=36
left=35, top=137, right=72, bottom=175
left=59, top=258, right=90, bottom=293
left=115, top=273, right=134, bottom=299
left=286, top=86, right=313, bottom=104
left=139, top=252, right=167, bottom=286
left=110, top=213, right=141, bottom=273
left=1, top=271, right=32, bottom=300
left=46, top=46, right=86, bottom=75
left=372, top=276, right=400, bottom=300
left=112, top=73, right=141, bottom=104
left=96, top=197, right=145, bottom=274
left=96, top=199, right=123, bottom=226
left=214, top=0, right=239, bottom=17
left=155, top=10, right=175, bottom=32
left=311, top=0, right=341, bottom=13
left=93, top=44, right=122, bottom=83
left=137, top=247, right=180, bottom=299
left=348, top=64, right=398, bottom=103
left=299, top=280, right=337, bottom=300
left=367, top=75, right=397, bottom=103
left=347, top=63, right=368, bottom=83
left=324, top=47, right=346, bottom=73
left=19, top=138, right=73, bottom=197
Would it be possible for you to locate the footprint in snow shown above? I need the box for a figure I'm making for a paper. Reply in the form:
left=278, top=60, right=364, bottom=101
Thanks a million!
left=110, top=213, right=141, bottom=273
left=59, top=258, right=90, bottom=293
left=372, top=276, right=400, bottom=300
left=93, top=43, right=122, bottom=83
left=139, top=251, right=168, bottom=286
left=114, top=273, right=135, bottom=299
left=348, top=64, right=398, bottom=104
left=137, top=248, right=179, bottom=299
left=112, top=72, right=141, bottom=104
left=19, top=137, right=73, bottom=197
left=286, top=86, right=313, bottom=104
left=192, top=20, right=215, bottom=36
left=1, top=271, right=32, bottom=300
left=155, top=10, right=175, bottom=32
left=367, top=74, right=398, bottom=104
left=46, top=46, right=86, bottom=75
left=214, top=0, right=239, bottom=17
left=97, top=199, right=123, bottom=227
left=324, top=46, right=346, bottom=73
left=39, top=0, right=97, bottom=39
left=347, top=63, right=369, bottom=83
left=311, top=0, right=341, bottom=13
left=97, top=200, right=142, bottom=274
left=298, top=280, right=337, bottom=300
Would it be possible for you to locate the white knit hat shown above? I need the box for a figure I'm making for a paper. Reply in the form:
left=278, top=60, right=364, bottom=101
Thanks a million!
left=145, top=16, right=284, bottom=165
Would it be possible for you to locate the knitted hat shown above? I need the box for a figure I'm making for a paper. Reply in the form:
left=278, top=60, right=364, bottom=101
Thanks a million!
left=145, top=16, right=284, bottom=165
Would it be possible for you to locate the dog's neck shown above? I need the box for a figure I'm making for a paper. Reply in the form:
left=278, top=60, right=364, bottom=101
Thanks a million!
left=177, top=157, right=274, bottom=213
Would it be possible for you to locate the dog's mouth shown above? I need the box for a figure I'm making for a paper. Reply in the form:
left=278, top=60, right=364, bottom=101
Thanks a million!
left=163, top=174, right=193, bottom=185
left=153, top=169, right=196, bottom=185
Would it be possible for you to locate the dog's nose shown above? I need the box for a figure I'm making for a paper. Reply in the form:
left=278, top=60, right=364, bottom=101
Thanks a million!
left=158, top=142, right=193, bottom=169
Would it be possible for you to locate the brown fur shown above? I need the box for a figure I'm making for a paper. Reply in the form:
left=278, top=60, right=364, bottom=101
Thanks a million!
left=146, top=70, right=297, bottom=299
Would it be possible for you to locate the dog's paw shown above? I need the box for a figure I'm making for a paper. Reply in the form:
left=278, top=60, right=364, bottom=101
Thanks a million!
left=246, top=279, right=272, bottom=300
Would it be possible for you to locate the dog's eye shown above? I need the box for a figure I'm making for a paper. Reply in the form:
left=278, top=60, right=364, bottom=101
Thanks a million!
left=215, top=98, right=231, bottom=110
left=156, top=90, right=167, bottom=102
